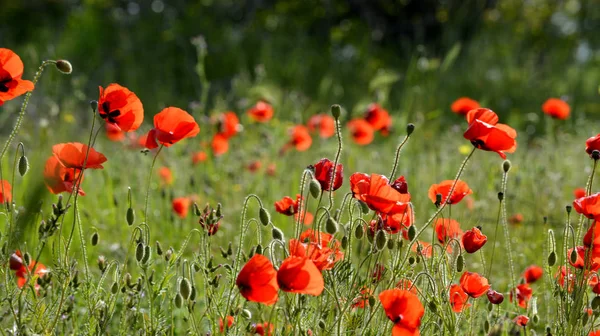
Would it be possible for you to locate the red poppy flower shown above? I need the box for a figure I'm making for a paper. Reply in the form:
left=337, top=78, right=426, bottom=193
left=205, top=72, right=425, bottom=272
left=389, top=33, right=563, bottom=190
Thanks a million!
left=236, top=254, right=279, bottom=305
left=217, top=111, right=240, bottom=139
left=379, top=289, right=424, bottom=336
left=299, top=229, right=335, bottom=246
left=487, top=289, right=504, bottom=304
left=556, top=266, right=575, bottom=292
left=211, top=133, right=229, bottom=156
left=463, top=109, right=517, bottom=159
left=43, top=156, right=85, bottom=196
left=145, top=107, right=200, bottom=148
left=191, top=151, right=208, bottom=165
left=247, top=161, right=262, bottom=173
left=253, top=322, right=275, bottom=336
left=352, top=287, right=373, bottom=309
left=98, top=83, right=144, bottom=132
left=509, top=283, right=533, bottom=308
left=575, top=187, right=587, bottom=199
left=428, top=180, right=472, bottom=205
left=350, top=173, right=411, bottom=214
left=449, top=284, right=470, bottom=313
left=312, top=158, right=343, bottom=191
left=219, top=316, right=234, bottom=332
left=307, top=114, right=335, bottom=138
left=274, top=194, right=302, bottom=216
left=390, top=176, right=409, bottom=194
left=277, top=256, right=324, bottom=296
left=586, top=134, right=600, bottom=157
left=514, top=315, right=529, bottom=327
left=364, top=103, right=392, bottom=132
left=411, top=241, right=433, bottom=259
left=0, top=48, right=34, bottom=105
left=584, top=221, right=600, bottom=248
left=451, top=97, right=480, bottom=115
left=281, top=125, right=312, bottom=153
left=522, top=265, right=543, bottom=283
left=52, top=142, right=107, bottom=170
left=590, top=331, right=600, bottom=336
left=290, top=230, right=343, bottom=271
left=381, top=204, right=413, bottom=234
left=542, top=98, right=570, bottom=120
left=466, top=108, right=499, bottom=125
left=0, top=180, right=11, bottom=203
left=347, top=119, right=374, bottom=145
left=295, top=211, right=314, bottom=225
left=460, top=272, right=490, bottom=298
left=10, top=251, right=49, bottom=290
left=247, top=101, right=273, bottom=123
left=574, top=193, right=600, bottom=220
left=509, top=213, right=524, bottom=225
left=158, top=167, right=173, bottom=185
left=462, top=227, right=487, bottom=253
left=434, top=218, right=463, bottom=244
left=172, top=197, right=191, bottom=218
left=568, top=246, right=600, bottom=271
left=105, top=123, right=125, bottom=141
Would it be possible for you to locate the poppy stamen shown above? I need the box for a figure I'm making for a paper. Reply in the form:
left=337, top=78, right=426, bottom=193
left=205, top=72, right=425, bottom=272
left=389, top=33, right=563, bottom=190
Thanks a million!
left=0, top=78, right=11, bottom=92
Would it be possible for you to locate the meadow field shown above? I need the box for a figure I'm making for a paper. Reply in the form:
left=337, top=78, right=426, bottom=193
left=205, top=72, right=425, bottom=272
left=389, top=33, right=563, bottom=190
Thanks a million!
left=0, top=1, right=600, bottom=335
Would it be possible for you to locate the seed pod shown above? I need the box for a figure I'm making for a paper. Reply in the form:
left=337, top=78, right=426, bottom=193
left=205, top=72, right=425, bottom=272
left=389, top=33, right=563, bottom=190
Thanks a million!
left=255, top=244, right=263, bottom=255
left=23, top=253, right=31, bottom=266
left=368, top=296, right=376, bottom=307
left=55, top=60, right=73, bottom=74
left=18, top=155, right=29, bottom=177
left=309, top=179, right=321, bottom=198
left=456, top=255, right=464, bottom=272
left=135, top=243, right=145, bottom=262
left=407, top=225, right=416, bottom=241
left=156, top=241, right=163, bottom=255
left=111, top=282, right=119, bottom=294
left=331, top=104, right=341, bottom=119
left=142, top=245, right=151, bottom=264
left=503, top=160, right=511, bottom=173
left=91, top=232, right=99, bottom=246
left=570, top=249, right=578, bottom=264
left=126, top=208, right=135, bottom=226
left=592, top=296, right=600, bottom=310
left=259, top=207, right=271, bottom=226
left=354, top=224, right=364, bottom=239
left=358, top=201, right=369, bottom=214
left=566, top=205, right=572, bottom=214
left=497, top=192, right=504, bottom=201
left=272, top=227, right=284, bottom=241
left=227, top=242, right=233, bottom=256
left=318, top=320, right=326, bottom=330
left=387, top=239, right=395, bottom=250
left=190, top=286, right=197, bottom=301
left=548, top=251, right=556, bottom=266
left=533, top=314, right=539, bottom=324
left=174, top=293, right=183, bottom=308
left=406, top=123, right=415, bottom=136
left=341, top=236, right=348, bottom=249
left=179, top=278, right=191, bottom=300
left=375, top=230, right=387, bottom=251
left=428, top=301, right=437, bottom=313
left=325, top=217, right=338, bottom=234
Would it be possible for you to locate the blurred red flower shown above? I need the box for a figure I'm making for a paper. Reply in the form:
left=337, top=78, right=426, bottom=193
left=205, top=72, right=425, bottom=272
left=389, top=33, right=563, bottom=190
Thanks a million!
left=574, top=193, right=600, bottom=220
left=434, top=218, right=463, bottom=244
left=274, top=194, right=302, bottom=216
left=247, top=101, right=273, bottom=123
left=522, top=265, right=543, bottom=283
left=219, top=316, right=234, bottom=332
left=105, top=123, right=125, bottom=142
left=586, top=134, right=600, bottom=157
left=217, top=111, right=241, bottom=139
left=307, top=114, right=335, bottom=138
left=510, top=283, right=533, bottom=308
left=574, top=187, right=587, bottom=199
left=158, top=167, right=173, bottom=185
left=364, top=103, right=392, bottom=134
left=172, top=197, right=191, bottom=218
left=191, top=151, right=208, bottom=165
left=449, top=284, right=470, bottom=313
left=514, top=315, right=529, bottom=327
left=347, top=119, right=374, bottom=145
left=282, top=125, right=312, bottom=152
left=211, top=133, right=229, bottom=156
left=145, top=107, right=199, bottom=148
left=542, top=98, right=570, bottom=120
left=52, top=142, right=107, bottom=170
left=451, top=97, right=480, bottom=115
left=0, top=180, right=11, bottom=203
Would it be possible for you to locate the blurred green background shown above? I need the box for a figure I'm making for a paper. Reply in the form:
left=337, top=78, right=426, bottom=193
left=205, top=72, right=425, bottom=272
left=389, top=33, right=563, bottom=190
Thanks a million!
left=1, top=0, right=599, bottom=135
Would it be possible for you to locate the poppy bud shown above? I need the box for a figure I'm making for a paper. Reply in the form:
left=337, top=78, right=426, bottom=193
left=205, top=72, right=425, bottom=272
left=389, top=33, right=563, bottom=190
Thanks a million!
left=111, top=282, right=119, bottom=294
left=89, top=100, right=98, bottom=112
left=23, top=252, right=31, bottom=266
left=566, top=205, right=572, bottom=214
left=408, top=256, right=416, bottom=265
left=255, top=244, right=263, bottom=255
left=456, top=255, right=464, bottom=272
left=487, top=302, right=493, bottom=312
left=546, top=326, right=552, bottom=335
left=428, top=301, right=437, bottom=313
left=91, top=232, right=99, bottom=246
left=325, top=217, right=338, bottom=234
left=124, top=273, right=132, bottom=287
left=318, top=320, right=326, bottom=330
left=259, top=207, right=271, bottom=226
left=407, top=225, right=416, bottom=241
left=98, top=255, right=106, bottom=272
left=375, top=230, right=387, bottom=251
left=227, top=242, right=233, bottom=256
left=503, top=160, right=511, bottom=173
left=189, top=285, right=197, bottom=301
left=484, top=319, right=490, bottom=333
left=136, top=243, right=145, bottom=263
left=368, top=296, right=376, bottom=307
left=165, top=247, right=173, bottom=261
left=533, top=314, right=539, bottom=324
left=570, top=248, right=578, bottom=264
left=593, top=150, right=600, bottom=161
left=405, top=123, right=415, bottom=136
left=309, top=179, right=321, bottom=199
left=156, top=241, right=163, bottom=255
left=216, top=203, right=222, bottom=218
left=331, top=104, right=341, bottom=119
left=387, top=239, right=395, bottom=250
left=487, top=289, right=504, bottom=304
left=142, top=245, right=151, bottom=264
left=272, top=226, right=284, bottom=241
left=396, top=239, right=403, bottom=250
left=179, top=278, right=192, bottom=300
left=18, top=155, right=29, bottom=177
left=354, top=224, right=364, bottom=239
left=435, top=193, right=442, bottom=207
left=358, top=201, right=369, bottom=214
left=126, top=208, right=135, bottom=226
left=55, top=60, right=73, bottom=74
left=548, top=251, right=556, bottom=266
left=498, top=192, right=504, bottom=201
left=341, top=236, right=348, bottom=249
left=174, top=293, right=183, bottom=308
left=592, top=296, right=600, bottom=309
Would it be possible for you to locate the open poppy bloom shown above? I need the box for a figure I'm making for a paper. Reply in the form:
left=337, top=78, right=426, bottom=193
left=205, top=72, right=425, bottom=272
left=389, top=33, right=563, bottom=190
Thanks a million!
left=509, top=213, right=524, bottom=225
left=52, top=142, right=107, bottom=170
left=460, top=271, right=490, bottom=298
left=381, top=204, right=413, bottom=234
left=0, top=180, right=12, bottom=203
left=247, top=101, right=273, bottom=123
left=574, top=193, right=600, bottom=220
left=10, top=251, right=48, bottom=290
left=236, top=254, right=279, bottom=305
left=145, top=107, right=199, bottom=148
left=277, top=256, right=324, bottom=296
left=463, top=108, right=517, bottom=159
left=352, top=287, right=373, bottom=309
left=379, top=289, right=424, bottom=336
left=191, top=151, right=208, bottom=165
left=586, top=134, right=600, bottom=157
left=253, top=322, right=275, bottom=336
left=451, top=97, right=480, bottom=115
left=275, top=194, right=302, bottom=216
left=462, top=227, right=487, bottom=253
left=434, top=218, right=463, bottom=244
left=290, top=229, right=343, bottom=271
left=312, top=158, right=343, bottom=191
left=0, top=48, right=34, bottom=106
left=211, top=133, right=229, bottom=156
left=105, top=123, right=125, bottom=141
left=282, top=125, right=312, bottom=152
left=522, top=265, right=543, bottom=283
left=347, top=119, right=374, bottom=145
left=172, top=197, right=191, bottom=218
left=350, top=173, right=411, bottom=214
left=219, top=316, right=234, bottom=332
left=98, top=83, right=144, bottom=132
left=449, top=284, right=470, bottom=313
left=486, top=289, right=504, bottom=305
left=307, top=114, right=335, bottom=138
left=217, top=111, right=241, bottom=139
left=567, top=246, right=600, bottom=271
left=44, top=156, right=85, bottom=196
left=428, top=179, right=472, bottom=205
left=514, top=315, right=529, bottom=327
left=510, top=283, right=533, bottom=308
left=364, top=103, right=392, bottom=133
left=542, top=98, right=570, bottom=120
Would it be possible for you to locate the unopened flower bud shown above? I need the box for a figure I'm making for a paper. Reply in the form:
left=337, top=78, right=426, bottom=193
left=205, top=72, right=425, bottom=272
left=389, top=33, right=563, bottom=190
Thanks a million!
left=592, top=296, right=600, bottom=310
left=548, top=251, right=556, bottom=266
left=97, top=255, right=106, bottom=272
left=331, top=104, right=341, bottom=119
left=325, top=217, right=338, bottom=234
left=435, top=193, right=442, bottom=207
left=456, top=255, right=464, bottom=272
left=142, top=245, right=151, bottom=264
left=497, top=192, right=504, bottom=201
left=255, top=244, right=263, bottom=255
left=136, top=243, right=145, bottom=263
left=387, top=239, right=395, bottom=250
left=174, top=293, right=183, bottom=308
left=111, top=282, right=119, bottom=294
left=354, top=224, right=364, bottom=239
left=309, top=179, right=321, bottom=198
left=407, top=225, right=416, bottom=241
left=241, top=309, right=252, bottom=320
left=570, top=249, right=578, bottom=264
left=156, top=241, right=163, bottom=255
left=179, top=278, right=191, bottom=300
left=91, top=232, right=99, bottom=246
left=406, top=123, right=415, bottom=136
left=566, top=205, right=572, bottom=214
left=259, top=207, right=271, bottom=226
left=126, top=208, right=135, bottom=226
left=375, top=230, right=387, bottom=251
left=55, top=60, right=73, bottom=74
left=272, top=227, right=284, bottom=241
left=503, top=160, right=511, bottom=173
left=341, top=236, right=348, bottom=249
left=18, top=155, right=29, bottom=177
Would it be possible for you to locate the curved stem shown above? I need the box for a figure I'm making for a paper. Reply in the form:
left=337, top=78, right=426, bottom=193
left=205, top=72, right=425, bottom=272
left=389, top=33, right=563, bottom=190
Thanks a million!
left=143, top=145, right=164, bottom=223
